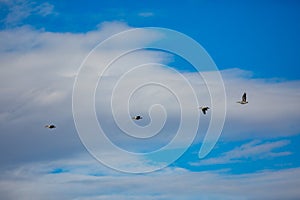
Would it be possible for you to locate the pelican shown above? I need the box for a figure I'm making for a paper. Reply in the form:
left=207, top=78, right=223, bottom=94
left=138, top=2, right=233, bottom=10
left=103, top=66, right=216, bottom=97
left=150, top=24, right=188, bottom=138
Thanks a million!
left=132, top=115, right=142, bottom=120
left=199, top=106, right=210, bottom=115
left=45, top=124, right=56, bottom=129
left=237, top=92, right=248, bottom=104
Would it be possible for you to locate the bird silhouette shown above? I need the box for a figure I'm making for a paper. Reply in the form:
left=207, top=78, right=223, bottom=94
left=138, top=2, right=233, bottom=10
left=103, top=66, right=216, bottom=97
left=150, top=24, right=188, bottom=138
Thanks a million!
left=199, top=106, right=210, bottom=115
left=237, top=92, right=248, bottom=104
left=132, top=115, right=143, bottom=120
left=45, top=124, right=56, bottom=129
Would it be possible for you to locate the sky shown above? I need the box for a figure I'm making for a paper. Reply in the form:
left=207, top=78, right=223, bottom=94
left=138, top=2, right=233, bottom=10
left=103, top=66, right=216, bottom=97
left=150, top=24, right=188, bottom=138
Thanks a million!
left=0, top=0, right=300, bottom=199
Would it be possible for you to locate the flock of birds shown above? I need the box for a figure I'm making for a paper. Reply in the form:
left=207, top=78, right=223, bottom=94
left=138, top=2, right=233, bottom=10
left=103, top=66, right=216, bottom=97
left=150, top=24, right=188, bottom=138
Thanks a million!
left=196, top=92, right=248, bottom=115
left=45, top=92, right=248, bottom=129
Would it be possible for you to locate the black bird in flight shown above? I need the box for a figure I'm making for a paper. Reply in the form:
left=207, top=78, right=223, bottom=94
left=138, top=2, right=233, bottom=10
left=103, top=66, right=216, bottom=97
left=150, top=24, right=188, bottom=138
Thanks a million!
left=45, top=124, right=56, bottom=129
left=199, top=106, right=210, bottom=115
left=132, top=115, right=143, bottom=120
left=237, top=92, right=248, bottom=104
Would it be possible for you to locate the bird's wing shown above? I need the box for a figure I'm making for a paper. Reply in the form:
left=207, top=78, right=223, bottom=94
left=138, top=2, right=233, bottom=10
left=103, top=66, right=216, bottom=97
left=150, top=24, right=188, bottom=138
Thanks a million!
left=202, top=109, right=206, bottom=114
left=242, top=93, right=247, bottom=101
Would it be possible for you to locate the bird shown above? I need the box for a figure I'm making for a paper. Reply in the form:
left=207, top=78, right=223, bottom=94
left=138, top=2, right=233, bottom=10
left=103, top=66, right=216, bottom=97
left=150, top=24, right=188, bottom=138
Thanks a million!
left=237, top=92, right=248, bottom=104
left=199, top=106, right=210, bottom=115
left=45, top=124, right=56, bottom=129
left=132, top=115, right=142, bottom=120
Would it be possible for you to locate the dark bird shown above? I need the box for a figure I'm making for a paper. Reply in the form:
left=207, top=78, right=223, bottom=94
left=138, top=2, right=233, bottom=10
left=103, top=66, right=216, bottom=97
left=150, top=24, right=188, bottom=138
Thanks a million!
left=199, top=106, right=210, bottom=115
left=237, top=92, right=248, bottom=104
left=45, top=124, right=56, bottom=129
left=132, top=115, right=142, bottom=120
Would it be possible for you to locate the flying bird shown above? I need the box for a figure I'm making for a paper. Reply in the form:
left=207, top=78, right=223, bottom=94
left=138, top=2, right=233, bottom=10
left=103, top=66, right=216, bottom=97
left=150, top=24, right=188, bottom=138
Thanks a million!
left=132, top=115, right=143, bottom=120
left=45, top=124, right=56, bottom=129
left=237, top=92, right=248, bottom=104
left=199, top=106, right=210, bottom=115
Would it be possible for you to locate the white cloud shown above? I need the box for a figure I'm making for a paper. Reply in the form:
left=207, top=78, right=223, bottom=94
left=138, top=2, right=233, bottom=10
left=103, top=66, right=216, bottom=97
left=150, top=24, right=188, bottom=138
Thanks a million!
left=0, top=22, right=176, bottom=172
left=219, top=68, right=300, bottom=140
left=0, top=22, right=134, bottom=123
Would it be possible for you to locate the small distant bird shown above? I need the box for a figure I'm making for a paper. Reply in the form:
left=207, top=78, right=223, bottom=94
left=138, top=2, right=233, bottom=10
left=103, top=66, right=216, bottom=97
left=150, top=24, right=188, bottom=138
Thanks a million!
left=237, top=92, right=248, bottom=104
left=199, top=106, right=210, bottom=115
left=132, top=115, right=142, bottom=120
left=45, top=124, right=56, bottom=129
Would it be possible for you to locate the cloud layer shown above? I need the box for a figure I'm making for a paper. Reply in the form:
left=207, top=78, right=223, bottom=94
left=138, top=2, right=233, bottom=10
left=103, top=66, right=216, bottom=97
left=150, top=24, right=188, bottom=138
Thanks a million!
left=1, top=157, right=300, bottom=200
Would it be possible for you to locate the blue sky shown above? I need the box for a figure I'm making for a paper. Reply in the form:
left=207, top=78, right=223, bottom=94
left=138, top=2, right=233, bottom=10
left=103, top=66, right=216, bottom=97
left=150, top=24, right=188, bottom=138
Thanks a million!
left=1, top=0, right=300, bottom=199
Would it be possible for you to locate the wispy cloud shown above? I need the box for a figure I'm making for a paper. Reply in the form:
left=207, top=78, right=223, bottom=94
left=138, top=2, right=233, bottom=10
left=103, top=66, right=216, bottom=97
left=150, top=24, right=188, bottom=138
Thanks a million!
left=1, top=0, right=55, bottom=27
left=138, top=12, right=154, bottom=17
left=191, top=140, right=291, bottom=166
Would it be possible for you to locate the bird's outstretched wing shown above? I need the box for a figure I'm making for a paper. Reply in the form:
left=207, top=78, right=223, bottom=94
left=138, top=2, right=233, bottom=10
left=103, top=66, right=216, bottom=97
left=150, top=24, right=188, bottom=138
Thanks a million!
left=242, top=93, right=247, bottom=102
left=202, top=109, right=206, bottom=114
